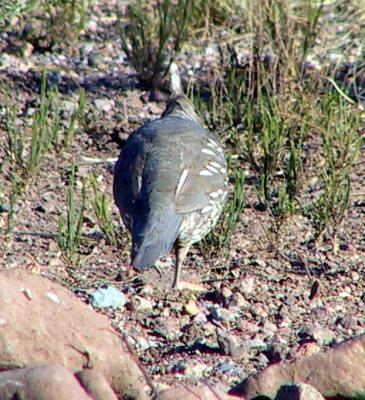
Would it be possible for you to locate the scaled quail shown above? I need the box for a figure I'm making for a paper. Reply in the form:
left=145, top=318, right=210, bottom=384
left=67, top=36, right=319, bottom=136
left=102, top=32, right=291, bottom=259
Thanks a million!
left=113, top=84, right=227, bottom=289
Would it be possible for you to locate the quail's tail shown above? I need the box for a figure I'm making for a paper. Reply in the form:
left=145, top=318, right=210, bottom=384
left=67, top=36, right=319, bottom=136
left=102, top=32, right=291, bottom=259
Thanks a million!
left=131, top=208, right=182, bottom=270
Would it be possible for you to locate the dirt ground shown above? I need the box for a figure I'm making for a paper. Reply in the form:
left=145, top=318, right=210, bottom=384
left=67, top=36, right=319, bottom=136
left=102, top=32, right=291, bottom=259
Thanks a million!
left=0, top=2, right=364, bottom=394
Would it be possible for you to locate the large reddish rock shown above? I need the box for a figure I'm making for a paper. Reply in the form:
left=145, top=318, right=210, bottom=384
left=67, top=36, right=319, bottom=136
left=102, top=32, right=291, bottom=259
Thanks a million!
left=276, top=383, right=325, bottom=400
left=76, top=368, right=118, bottom=400
left=231, top=334, right=365, bottom=399
left=0, top=364, right=92, bottom=400
left=159, top=384, right=242, bottom=400
left=0, top=270, right=147, bottom=399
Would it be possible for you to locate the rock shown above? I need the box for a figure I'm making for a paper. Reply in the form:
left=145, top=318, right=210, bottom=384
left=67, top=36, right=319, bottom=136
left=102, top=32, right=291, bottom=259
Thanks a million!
left=90, top=286, right=127, bottom=308
left=308, top=326, right=335, bottom=345
left=0, top=270, right=147, bottom=399
left=0, top=53, right=14, bottom=67
left=94, top=98, right=115, bottom=112
left=216, top=362, right=243, bottom=376
left=76, top=369, right=118, bottom=400
left=228, top=292, right=249, bottom=308
left=298, top=325, right=335, bottom=346
left=184, top=361, right=210, bottom=379
left=0, top=364, right=92, bottom=400
left=240, top=275, right=255, bottom=297
left=184, top=300, right=200, bottom=316
left=159, top=384, right=240, bottom=400
left=276, top=383, right=325, bottom=400
left=231, top=334, right=365, bottom=400
left=217, top=329, right=246, bottom=360
left=62, top=99, right=79, bottom=113
left=211, top=307, right=236, bottom=322
left=194, top=312, right=208, bottom=324
left=79, top=42, right=95, bottom=59
left=132, top=295, right=153, bottom=311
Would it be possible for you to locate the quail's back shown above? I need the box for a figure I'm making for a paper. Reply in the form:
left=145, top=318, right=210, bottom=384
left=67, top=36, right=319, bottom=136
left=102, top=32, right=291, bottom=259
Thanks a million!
left=113, top=96, right=227, bottom=288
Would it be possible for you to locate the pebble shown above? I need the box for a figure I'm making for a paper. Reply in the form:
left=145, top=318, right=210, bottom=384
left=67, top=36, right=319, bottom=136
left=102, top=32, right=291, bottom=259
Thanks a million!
left=228, top=292, right=249, bottom=308
left=299, top=326, right=335, bottom=346
left=94, top=98, right=115, bottom=112
left=310, top=327, right=335, bottom=345
left=240, top=275, right=255, bottom=296
left=90, top=286, right=126, bottom=309
left=217, top=330, right=242, bottom=358
left=0, top=53, right=14, bottom=67
left=211, top=307, right=237, bottom=322
left=184, top=361, right=210, bottom=379
left=242, top=339, right=267, bottom=352
left=250, top=304, right=268, bottom=318
left=216, top=362, right=242, bottom=376
left=184, top=300, right=200, bottom=316
left=61, top=99, right=78, bottom=113
left=194, top=312, right=208, bottom=324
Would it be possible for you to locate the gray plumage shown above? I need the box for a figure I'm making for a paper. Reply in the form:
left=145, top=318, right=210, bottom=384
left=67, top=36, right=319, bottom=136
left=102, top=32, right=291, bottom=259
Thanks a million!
left=113, top=96, right=227, bottom=288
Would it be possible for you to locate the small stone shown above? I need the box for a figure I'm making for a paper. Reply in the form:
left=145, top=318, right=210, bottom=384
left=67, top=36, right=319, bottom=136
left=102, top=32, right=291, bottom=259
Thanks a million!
left=255, top=352, right=269, bottom=368
left=46, top=292, right=61, bottom=304
left=88, top=51, right=105, bottom=67
left=149, top=103, right=163, bottom=115
left=211, top=307, right=236, bottom=322
left=0, top=53, right=14, bottom=67
left=221, top=286, right=233, bottom=298
left=296, top=342, right=321, bottom=357
left=127, top=115, right=141, bottom=124
left=240, top=276, right=255, bottom=296
left=216, top=362, right=242, bottom=376
left=350, top=271, right=360, bottom=281
left=170, top=360, right=186, bottom=374
left=228, top=292, right=249, bottom=308
left=85, top=19, right=98, bottom=32
left=79, top=42, right=95, bottom=58
left=34, top=204, right=46, bottom=213
left=62, top=100, right=78, bottom=113
left=22, top=42, right=34, bottom=58
left=90, top=286, right=126, bottom=309
left=309, top=326, right=335, bottom=345
left=250, top=304, right=268, bottom=318
left=238, top=320, right=260, bottom=334
left=184, top=361, right=210, bottom=379
left=217, top=329, right=241, bottom=358
left=242, top=339, right=267, bottom=352
left=194, top=312, right=208, bottom=324
left=263, top=320, right=278, bottom=334
left=140, top=284, right=154, bottom=296
left=132, top=296, right=153, bottom=311
left=336, top=315, right=358, bottom=330
left=184, top=300, right=200, bottom=316
left=94, top=98, right=115, bottom=113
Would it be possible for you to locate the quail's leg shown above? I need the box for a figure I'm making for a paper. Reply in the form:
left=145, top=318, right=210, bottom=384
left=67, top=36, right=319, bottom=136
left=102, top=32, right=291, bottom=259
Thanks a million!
left=172, top=243, right=189, bottom=289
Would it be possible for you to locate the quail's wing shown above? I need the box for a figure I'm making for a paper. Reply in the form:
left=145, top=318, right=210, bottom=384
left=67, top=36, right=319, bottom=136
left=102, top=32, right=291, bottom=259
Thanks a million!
left=173, top=130, right=227, bottom=214
left=113, top=128, right=150, bottom=221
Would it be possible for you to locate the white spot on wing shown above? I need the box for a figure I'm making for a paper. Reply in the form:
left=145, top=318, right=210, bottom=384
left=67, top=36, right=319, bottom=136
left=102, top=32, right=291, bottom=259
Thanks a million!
left=207, top=141, right=217, bottom=149
left=209, top=161, right=223, bottom=169
left=175, top=169, right=189, bottom=196
left=206, top=164, right=220, bottom=174
left=202, top=148, right=216, bottom=156
left=210, top=191, right=220, bottom=198
left=201, top=206, right=212, bottom=214
left=199, top=170, right=213, bottom=176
